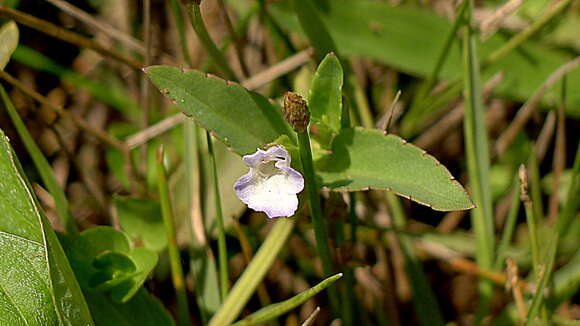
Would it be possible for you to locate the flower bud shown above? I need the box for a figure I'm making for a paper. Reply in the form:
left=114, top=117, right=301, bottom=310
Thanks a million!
left=283, top=92, right=310, bottom=132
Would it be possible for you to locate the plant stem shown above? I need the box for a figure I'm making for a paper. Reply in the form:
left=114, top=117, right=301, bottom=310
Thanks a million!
left=184, top=0, right=239, bottom=81
left=156, top=146, right=192, bottom=326
left=518, top=165, right=540, bottom=278
left=462, top=0, right=495, bottom=320
left=493, top=174, right=521, bottom=270
left=206, top=132, right=229, bottom=299
left=483, top=0, right=573, bottom=65
left=296, top=131, right=339, bottom=311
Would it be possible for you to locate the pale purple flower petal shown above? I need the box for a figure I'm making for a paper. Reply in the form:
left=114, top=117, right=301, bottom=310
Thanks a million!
left=234, top=145, right=304, bottom=218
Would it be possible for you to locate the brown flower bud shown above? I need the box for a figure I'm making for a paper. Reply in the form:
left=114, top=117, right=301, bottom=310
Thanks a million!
left=283, top=92, right=310, bottom=132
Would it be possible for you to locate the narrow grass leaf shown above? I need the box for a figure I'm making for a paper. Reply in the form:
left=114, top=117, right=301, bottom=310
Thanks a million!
left=462, top=0, right=495, bottom=317
left=524, top=231, right=558, bottom=325
left=317, top=128, right=474, bottom=211
left=289, top=0, right=336, bottom=60
left=0, top=85, right=77, bottom=235
left=208, top=218, right=295, bottom=326
left=271, top=0, right=580, bottom=113
left=231, top=273, right=342, bottom=326
left=386, top=193, right=444, bottom=326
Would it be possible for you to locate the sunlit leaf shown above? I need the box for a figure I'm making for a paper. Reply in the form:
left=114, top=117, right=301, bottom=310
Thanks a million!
left=316, top=128, right=474, bottom=211
left=0, top=129, right=94, bottom=325
left=145, top=65, right=295, bottom=155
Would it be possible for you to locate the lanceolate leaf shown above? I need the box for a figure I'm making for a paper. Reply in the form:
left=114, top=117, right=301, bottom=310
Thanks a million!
left=145, top=65, right=295, bottom=155
left=308, top=52, right=343, bottom=147
left=316, top=128, right=473, bottom=211
left=0, top=130, right=94, bottom=325
left=0, top=21, right=18, bottom=70
left=231, top=273, right=342, bottom=326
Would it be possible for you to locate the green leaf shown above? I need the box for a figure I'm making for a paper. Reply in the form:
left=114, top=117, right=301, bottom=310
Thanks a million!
left=289, top=0, right=336, bottom=60
left=308, top=52, right=343, bottom=147
left=0, top=21, right=18, bottom=70
left=145, top=65, right=295, bottom=155
left=0, top=233, right=58, bottom=325
left=66, top=227, right=158, bottom=303
left=271, top=0, right=580, bottom=114
left=231, top=273, right=342, bottom=326
left=316, top=128, right=474, bottom=211
left=208, top=218, right=295, bottom=326
left=0, top=129, right=94, bottom=325
left=1, top=84, right=77, bottom=235
left=115, top=197, right=167, bottom=252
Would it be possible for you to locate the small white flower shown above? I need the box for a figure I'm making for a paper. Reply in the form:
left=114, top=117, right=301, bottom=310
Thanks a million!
left=234, top=145, right=304, bottom=218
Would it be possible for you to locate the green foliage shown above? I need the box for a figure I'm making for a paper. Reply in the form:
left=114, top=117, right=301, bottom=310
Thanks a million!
left=115, top=197, right=167, bottom=252
left=145, top=65, right=295, bottom=155
left=317, top=128, right=474, bottom=211
left=208, top=218, right=295, bottom=326
left=1, top=85, right=77, bottom=235
left=65, top=227, right=158, bottom=303
left=231, top=273, right=343, bottom=326
left=271, top=0, right=580, bottom=115
left=308, top=52, right=343, bottom=147
left=0, top=130, right=94, bottom=325
left=0, top=21, right=18, bottom=70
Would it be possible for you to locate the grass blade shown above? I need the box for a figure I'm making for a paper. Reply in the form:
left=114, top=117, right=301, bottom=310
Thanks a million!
left=231, top=273, right=342, bottom=326
left=157, top=146, right=192, bottom=326
left=208, top=218, right=295, bottom=326
left=462, top=0, right=495, bottom=319
left=0, top=85, right=77, bottom=235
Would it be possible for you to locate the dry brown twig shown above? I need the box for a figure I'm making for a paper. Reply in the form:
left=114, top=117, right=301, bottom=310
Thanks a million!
left=0, top=6, right=143, bottom=69
left=495, top=56, right=580, bottom=155
left=42, top=0, right=176, bottom=63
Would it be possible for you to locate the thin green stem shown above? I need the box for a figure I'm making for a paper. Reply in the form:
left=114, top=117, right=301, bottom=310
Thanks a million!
left=483, top=0, right=573, bottom=65
left=426, top=0, right=468, bottom=92
left=520, top=169, right=540, bottom=278
left=493, top=174, right=521, bottom=270
left=556, top=142, right=580, bottom=236
left=185, top=1, right=238, bottom=81
left=296, top=131, right=339, bottom=311
left=156, top=146, right=192, bottom=326
left=386, top=193, right=444, bottom=326
left=462, top=0, right=495, bottom=320
left=216, top=0, right=249, bottom=77
left=207, top=132, right=229, bottom=300
left=169, top=0, right=193, bottom=66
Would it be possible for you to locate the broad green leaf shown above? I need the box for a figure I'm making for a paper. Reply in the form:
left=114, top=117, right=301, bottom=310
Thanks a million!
left=0, top=129, right=94, bottom=325
left=115, top=197, right=167, bottom=252
left=0, top=21, right=18, bottom=70
left=1, top=85, right=77, bottom=235
left=66, top=227, right=158, bottom=303
left=308, top=52, right=343, bottom=147
left=271, top=0, right=580, bottom=114
left=145, top=65, right=295, bottom=155
left=231, top=273, right=342, bottom=326
left=316, top=128, right=474, bottom=211
left=0, top=233, right=58, bottom=325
